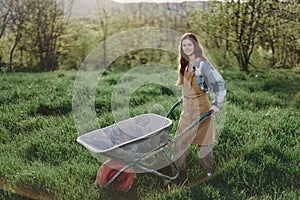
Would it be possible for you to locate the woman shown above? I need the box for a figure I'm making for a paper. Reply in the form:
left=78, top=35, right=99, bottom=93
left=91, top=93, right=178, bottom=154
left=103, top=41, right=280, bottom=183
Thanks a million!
left=174, top=33, right=226, bottom=177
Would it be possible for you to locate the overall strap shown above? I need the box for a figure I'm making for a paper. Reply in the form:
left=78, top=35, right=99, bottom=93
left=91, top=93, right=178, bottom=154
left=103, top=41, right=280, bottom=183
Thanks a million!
left=193, top=60, right=208, bottom=92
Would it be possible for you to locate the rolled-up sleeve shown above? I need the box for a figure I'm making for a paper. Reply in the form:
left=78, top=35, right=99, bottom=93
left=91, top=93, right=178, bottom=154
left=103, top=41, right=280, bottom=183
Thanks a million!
left=202, top=62, right=226, bottom=108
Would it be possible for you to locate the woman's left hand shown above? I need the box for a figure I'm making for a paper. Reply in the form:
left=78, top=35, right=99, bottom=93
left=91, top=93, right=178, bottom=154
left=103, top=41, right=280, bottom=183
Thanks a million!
left=210, top=105, right=219, bottom=114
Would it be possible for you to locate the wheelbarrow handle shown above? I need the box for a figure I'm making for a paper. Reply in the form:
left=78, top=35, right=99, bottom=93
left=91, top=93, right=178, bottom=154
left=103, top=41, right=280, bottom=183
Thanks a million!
left=165, top=100, right=182, bottom=118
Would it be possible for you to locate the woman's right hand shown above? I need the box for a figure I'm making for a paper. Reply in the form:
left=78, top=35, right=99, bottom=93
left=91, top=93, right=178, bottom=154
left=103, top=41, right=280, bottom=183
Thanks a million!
left=179, top=96, right=184, bottom=104
left=210, top=105, right=219, bottom=114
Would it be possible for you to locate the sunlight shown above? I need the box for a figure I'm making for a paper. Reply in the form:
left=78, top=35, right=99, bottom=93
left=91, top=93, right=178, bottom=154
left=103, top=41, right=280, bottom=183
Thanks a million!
left=113, top=0, right=206, bottom=3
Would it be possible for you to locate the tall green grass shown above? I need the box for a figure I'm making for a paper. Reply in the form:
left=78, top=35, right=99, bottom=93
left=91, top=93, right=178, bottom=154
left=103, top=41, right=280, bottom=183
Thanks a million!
left=0, top=68, right=299, bottom=199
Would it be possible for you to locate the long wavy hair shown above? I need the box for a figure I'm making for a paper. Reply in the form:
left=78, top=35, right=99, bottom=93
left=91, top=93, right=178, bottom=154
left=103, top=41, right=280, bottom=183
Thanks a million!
left=176, top=33, right=208, bottom=85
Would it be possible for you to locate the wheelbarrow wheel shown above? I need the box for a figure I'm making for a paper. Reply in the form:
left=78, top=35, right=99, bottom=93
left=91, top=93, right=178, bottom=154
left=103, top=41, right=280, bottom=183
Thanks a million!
left=96, top=159, right=134, bottom=192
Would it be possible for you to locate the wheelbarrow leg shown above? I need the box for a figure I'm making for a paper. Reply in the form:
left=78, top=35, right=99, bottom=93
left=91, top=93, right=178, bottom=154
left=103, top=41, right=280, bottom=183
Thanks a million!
left=167, top=160, right=180, bottom=183
left=104, top=160, right=138, bottom=188
left=132, top=149, right=181, bottom=182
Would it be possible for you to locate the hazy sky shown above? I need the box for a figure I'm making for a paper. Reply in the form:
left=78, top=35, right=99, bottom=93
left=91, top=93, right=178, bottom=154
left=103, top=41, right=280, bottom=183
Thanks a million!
left=113, top=0, right=207, bottom=3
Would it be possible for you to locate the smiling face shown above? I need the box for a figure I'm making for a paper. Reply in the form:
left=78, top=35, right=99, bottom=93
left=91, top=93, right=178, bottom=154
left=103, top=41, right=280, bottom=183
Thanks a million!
left=178, top=33, right=207, bottom=79
left=181, top=38, right=195, bottom=57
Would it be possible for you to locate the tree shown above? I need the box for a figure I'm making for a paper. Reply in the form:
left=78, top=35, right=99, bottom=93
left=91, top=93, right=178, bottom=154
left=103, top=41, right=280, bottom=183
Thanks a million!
left=23, top=0, right=73, bottom=71
left=0, top=0, right=12, bottom=66
left=188, top=1, right=232, bottom=67
left=96, top=0, right=111, bottom=67
left=189, top=0, right=276, bottom=71
left=7, top=0, right=30, bottom=71
left=258, top=0, right=299, bottom=68
left=225, top=0, right=265, bottom=72
left=0, top=0, right=12, bottom=39
left=57, top=21, right=98, bottom=70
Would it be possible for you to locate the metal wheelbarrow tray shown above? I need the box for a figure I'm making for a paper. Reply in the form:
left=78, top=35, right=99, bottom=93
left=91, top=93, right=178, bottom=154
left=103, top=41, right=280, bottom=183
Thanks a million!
left=77, top=113, right=172, bottom=162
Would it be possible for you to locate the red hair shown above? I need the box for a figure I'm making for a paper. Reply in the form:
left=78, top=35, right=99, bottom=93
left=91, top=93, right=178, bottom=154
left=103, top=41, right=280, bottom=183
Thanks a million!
left=176, top=33, right=207, bottom=85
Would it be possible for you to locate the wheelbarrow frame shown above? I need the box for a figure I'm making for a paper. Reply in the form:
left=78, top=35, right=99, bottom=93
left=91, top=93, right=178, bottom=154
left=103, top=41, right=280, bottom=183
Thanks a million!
left=97, top=100, right=213, bottom=188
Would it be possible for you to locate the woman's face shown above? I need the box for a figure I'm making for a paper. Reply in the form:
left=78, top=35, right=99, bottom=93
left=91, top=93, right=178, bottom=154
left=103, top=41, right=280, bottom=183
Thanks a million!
left=182, top=38, right=195, bottom=56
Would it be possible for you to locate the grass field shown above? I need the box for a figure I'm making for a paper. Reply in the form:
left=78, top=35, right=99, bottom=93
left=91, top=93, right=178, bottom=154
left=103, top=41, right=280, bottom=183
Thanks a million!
left=0, top=67, right=299, bottom=200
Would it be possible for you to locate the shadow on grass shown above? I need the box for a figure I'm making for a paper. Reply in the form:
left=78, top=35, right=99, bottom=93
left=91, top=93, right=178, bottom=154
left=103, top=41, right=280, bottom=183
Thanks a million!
left=98, top=186, right=140, bottom=200
left=193, top=144, right=300, bottom=199
left=34, top=101, right=72, bottom=116
left=0, top=189, right=33, bottom=200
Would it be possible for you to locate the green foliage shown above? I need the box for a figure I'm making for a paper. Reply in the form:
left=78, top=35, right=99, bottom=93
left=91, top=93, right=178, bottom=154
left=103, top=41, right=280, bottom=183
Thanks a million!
left=189, top=0, right=299, bottom=71
left=0, top=68, right=299, bottom=199
left=1, top=1, right=298, bottom=72
left=58, top=21, right=99, bottom=70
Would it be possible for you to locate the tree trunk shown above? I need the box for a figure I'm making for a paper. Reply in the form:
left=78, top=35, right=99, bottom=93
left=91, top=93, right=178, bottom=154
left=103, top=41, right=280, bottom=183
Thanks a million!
left=9, top=41, right=17, bottom=71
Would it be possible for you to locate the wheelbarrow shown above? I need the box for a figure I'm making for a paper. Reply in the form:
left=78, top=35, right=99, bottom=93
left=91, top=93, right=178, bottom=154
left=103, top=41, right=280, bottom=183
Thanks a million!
left=77, top=100, right=213, bottom=191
